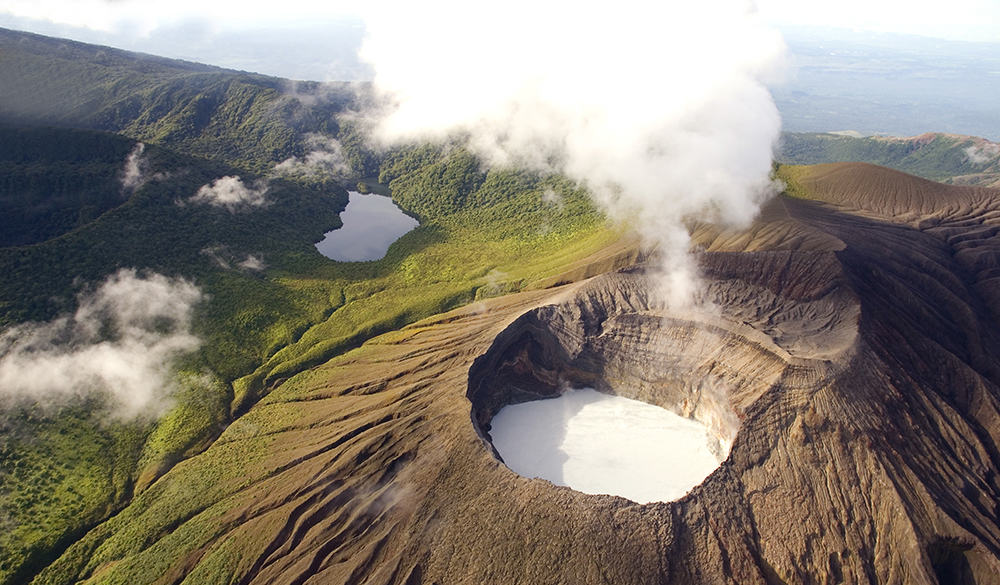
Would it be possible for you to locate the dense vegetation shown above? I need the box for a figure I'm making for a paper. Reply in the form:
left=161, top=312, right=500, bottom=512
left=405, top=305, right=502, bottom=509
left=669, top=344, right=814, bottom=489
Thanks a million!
left=0, top=126, right=139, bottom=246
left=0, top=133, right=610, bottom=585
left=0, top=126, right=350, bottom=583
left=779, top=131, right=1000, bottom=187
left=0, top=30, right=614, bottom=585
left=0, top=28, right=371, bottom=176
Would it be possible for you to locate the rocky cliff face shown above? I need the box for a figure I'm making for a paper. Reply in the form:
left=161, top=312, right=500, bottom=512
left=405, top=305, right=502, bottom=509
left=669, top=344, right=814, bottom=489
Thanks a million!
left=36, top=165, right=1000, bottom=584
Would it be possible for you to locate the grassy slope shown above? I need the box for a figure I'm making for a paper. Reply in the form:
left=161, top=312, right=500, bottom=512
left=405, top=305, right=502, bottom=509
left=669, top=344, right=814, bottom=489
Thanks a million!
left=0, top=126, right=350, bottom=584
left=27, top=191, right=615, bottom=585
left=8, top=152, right=614, bottom=585
left=773, top=164, right=812, bottom=201
left=0, top=28, right=619, bottom=584
left=779, top=132, right=1000, bottom=187
left=0, top=29, right=378, bottom=583
left=0, top=29, right=376, bottom=582
left=0, top=129, right=613, bottom=585
left=229, top=147, right=614, bottom=426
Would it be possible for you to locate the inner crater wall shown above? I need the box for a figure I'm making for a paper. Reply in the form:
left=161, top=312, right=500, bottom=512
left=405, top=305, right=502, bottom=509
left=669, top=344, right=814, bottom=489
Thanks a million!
left=466, top=268, right=806, bottom=455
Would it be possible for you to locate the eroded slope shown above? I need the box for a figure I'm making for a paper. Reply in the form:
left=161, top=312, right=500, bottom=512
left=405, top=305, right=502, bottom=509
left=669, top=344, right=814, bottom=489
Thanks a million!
left=33, top=165, right=1000, bottom=584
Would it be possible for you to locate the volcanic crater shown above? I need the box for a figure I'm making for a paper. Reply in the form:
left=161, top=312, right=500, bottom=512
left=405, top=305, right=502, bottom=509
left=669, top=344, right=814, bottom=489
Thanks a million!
left=35, top=164, right=1000, bottom=585
left=466, top=227, right=861, bottom=500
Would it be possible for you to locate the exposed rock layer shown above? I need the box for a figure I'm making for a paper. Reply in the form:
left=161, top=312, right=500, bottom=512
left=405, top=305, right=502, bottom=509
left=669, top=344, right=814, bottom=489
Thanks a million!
left=38, top=164, right=1000, bottom=584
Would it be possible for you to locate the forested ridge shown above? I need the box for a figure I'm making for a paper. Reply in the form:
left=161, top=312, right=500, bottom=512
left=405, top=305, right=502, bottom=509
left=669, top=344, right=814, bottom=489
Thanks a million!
left=0, top=28, right=612, bottom=585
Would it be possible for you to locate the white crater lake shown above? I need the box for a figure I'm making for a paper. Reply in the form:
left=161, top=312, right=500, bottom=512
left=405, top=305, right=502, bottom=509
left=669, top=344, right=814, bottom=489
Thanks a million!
left=315, top=191, right=419, bottom=262
left=489, top=388, right=724, bottom=504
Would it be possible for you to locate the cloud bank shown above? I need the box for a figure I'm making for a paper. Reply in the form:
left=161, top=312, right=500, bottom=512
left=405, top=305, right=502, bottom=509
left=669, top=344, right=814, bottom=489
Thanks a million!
left=0, top=269, right=202, bottom=417
left=359, top=0, right=786, bottom=307
left=189, top=176, right=269, bottom=211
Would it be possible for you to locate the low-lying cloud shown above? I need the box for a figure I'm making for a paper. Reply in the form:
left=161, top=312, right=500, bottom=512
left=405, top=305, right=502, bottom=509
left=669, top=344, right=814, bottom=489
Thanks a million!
left=120, top=142, right=148, bottom=192
left=189, top=176, right=269, bottom=211
left=119, top=142, right=168, bottom=193
left=238, top=254, right=266, bottom=271
left=359, top=0, right=786, bottom=307
left=272, top=133, right=351, bottom=180
left=200, top=245, right=267, bottom=272
left=0, top=269, right=202, bottom=417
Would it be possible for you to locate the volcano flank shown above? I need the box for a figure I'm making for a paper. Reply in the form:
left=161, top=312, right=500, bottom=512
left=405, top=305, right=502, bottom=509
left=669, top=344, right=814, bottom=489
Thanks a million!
left=26, top=162, right=998, bottom=585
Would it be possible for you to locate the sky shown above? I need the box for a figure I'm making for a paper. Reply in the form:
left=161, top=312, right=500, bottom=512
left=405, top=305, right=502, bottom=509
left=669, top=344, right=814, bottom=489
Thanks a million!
left=757, top=0, right=1000, bottom=42
left=3, top=0, right=999, bottom=41
left=1, top=0, right=999, bottom=81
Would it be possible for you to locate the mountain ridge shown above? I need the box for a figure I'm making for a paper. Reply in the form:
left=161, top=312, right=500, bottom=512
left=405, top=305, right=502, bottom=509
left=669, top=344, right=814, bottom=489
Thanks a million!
left=779, top=131, right=1000, bottom=188
left=0, top=27, right=366, bottom=175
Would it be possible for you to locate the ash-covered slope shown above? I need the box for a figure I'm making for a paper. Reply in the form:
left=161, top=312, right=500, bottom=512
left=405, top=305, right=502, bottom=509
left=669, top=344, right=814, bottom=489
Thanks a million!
left=34, top=164, right=1000, bottom=584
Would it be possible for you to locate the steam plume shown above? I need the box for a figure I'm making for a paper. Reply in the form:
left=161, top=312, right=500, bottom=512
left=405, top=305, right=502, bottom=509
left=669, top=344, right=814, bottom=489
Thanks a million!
left=359, top=0, right=785, bottom=306
left=0, top=269, right=202, bottom=417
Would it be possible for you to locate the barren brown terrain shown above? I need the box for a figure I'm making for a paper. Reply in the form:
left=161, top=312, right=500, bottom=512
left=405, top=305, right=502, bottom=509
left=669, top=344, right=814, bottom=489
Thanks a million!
left=39, top=163, right=1000, bottom=584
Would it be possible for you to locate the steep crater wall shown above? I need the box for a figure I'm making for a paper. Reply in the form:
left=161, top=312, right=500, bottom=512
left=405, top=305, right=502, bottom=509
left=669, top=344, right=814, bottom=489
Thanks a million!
left=467, top=261, right=858, bottom=468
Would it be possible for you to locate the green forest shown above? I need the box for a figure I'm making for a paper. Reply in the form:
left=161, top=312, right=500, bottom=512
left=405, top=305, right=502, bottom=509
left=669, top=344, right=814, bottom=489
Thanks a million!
left=0, top=28, right=614, bottom=585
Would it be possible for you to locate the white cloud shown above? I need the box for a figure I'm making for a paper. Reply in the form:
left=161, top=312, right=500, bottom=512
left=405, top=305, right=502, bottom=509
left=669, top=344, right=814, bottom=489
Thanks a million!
left=360, top=0, right=785, bottom=307
left=189, top=176, right=269, bottom=211
left=238, top=254, right=266, bottom=271
left=272, top=133, right=350, bottom=179
left=200, top=245, right=232, bottom=269
left=541, top=188, right=563, bottom=209
left=0, top=269, right=202, bottom=417
left=119, top=142, right=168, bottom=193
left=119, top=142, right=147, bottom=192
left=200, top=246, right=266, bottom=271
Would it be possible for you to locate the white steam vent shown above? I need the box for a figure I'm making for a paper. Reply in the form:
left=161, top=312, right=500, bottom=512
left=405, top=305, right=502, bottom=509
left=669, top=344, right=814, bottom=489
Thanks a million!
left=361, top=0, right=785, bottom=308
left=490, top=388, right=727, bottom=504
